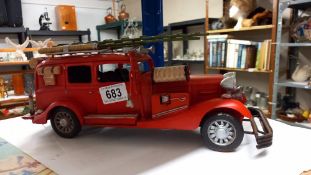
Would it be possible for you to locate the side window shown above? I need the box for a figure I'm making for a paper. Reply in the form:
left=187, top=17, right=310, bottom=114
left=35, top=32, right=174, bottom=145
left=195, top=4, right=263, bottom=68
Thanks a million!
left=68, top=65, right=92, bottom=83
left=138, top=61, right=150, bottom=73
left=97, top=63, right=130, bottom=82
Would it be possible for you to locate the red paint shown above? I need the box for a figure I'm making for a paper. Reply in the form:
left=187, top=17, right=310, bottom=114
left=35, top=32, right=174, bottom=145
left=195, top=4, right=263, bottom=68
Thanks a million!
left=29, top=51, right=253, bottom=131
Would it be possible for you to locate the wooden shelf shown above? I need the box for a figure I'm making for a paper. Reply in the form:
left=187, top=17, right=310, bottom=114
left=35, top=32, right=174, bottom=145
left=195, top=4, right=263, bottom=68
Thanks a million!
left=207, top=25, right=274, bottom=34
left=0, top=95, right=29, bottom=109
left=0, top=70, right=34, bottom=75
left=207, top=67, right=272, bottom=73
left=0, top=48, right=38, bottom=52
left=0, top=61, right=29, bottom=66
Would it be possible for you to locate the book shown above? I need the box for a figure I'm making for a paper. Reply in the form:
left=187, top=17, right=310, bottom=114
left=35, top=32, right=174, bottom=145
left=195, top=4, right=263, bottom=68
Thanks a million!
left=226, top=42, right=235, bottom=68
left=240, top=45, right=247, bottom=69
left=217, top=42, right=222, bottom=67
left=221, top=41, right=226, bottom=67
left=245, top=45, right=257, bottom=68
left=237, top=44, right=244, bottom=68
left=206, top=34, right=232, bottom=40
left=212, top=42, right=217, bottom=67
left=255, top=43, right=262, bottom=69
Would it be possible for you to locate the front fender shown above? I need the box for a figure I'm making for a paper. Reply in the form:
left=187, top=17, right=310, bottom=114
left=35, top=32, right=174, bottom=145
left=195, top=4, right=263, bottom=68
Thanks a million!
left=199, top=98, right=252, bottom=119
left=187, top=98, right=252, bottom=128
left=33, top=100, right=85, bottom=125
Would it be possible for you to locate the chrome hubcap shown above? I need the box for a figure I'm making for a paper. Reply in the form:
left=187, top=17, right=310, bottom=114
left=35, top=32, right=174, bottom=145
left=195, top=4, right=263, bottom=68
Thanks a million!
left=208, top=119, right=236, bottom=146
left=54, top=112, right=74, bottom=134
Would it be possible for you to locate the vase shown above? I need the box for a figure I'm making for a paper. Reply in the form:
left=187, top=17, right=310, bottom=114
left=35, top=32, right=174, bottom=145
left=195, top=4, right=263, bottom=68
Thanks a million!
left=118, top=4, right=129, bottom=21
left=105, top=8, right=117, bottom=24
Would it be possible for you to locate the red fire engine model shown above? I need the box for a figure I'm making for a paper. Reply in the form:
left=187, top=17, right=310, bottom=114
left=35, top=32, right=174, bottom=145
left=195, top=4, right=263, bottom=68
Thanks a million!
left=23, top=34, right=272, bottom=152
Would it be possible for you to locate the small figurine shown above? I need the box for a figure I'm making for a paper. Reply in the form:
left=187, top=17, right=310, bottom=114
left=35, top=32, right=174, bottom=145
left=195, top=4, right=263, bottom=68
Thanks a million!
left=229, top=0, right=256, bottom=30
left=39, top=8, right=52, bottom=30
left=105, top=7, right=117, bottom=24
left=29, top=38, right=52, bottom=58
left=5, top=37, right=30, bottom=61
left=291, top=64, right=311, bottom=82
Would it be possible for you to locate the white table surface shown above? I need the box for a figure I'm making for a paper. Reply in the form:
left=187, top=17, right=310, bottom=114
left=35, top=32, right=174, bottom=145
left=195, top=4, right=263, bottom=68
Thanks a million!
left=0, top=117, right=311, bottom=175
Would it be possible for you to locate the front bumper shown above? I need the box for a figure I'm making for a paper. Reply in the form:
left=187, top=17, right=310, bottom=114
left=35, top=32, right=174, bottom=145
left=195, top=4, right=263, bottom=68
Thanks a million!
left=244, top=107, right=273, bottom=149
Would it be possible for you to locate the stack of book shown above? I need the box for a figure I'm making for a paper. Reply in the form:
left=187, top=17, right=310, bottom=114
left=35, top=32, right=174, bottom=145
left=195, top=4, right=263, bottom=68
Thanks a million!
left=207, top=35, right=272, bottom=71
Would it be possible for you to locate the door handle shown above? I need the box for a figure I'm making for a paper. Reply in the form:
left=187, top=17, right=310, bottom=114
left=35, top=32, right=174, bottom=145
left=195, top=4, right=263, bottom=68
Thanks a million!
left=88, top=91, right=93, bottom=94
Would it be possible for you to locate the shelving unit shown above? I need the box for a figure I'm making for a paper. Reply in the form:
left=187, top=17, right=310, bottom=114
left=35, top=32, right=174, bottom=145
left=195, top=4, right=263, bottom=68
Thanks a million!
left=0, top=61, right=29, bottom=66
left=25, top=28, right=91, bottom=42
left=166, top=18, right=206, bottom=66
left=205, top=0, right=279, bottom=116
left=0, top=27, right=26, bottom=44
left=207, top=67, right=273, bottom=73
left=96, top=21, right=142, bottom=40
left=271, top=0, right=311, bottom=128
left=1, top=28, right=91, bottom=110
left=207, top=25, right=273, bottom=34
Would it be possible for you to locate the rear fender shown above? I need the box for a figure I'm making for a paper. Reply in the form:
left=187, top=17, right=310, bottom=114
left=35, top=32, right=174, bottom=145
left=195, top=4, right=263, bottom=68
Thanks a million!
left=33, top=100, right=85, bottom=125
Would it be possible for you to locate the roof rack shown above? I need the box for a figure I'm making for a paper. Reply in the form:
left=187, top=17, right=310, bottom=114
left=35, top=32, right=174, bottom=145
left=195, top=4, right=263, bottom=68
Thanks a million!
left=38, top=33, right=207, bottom=56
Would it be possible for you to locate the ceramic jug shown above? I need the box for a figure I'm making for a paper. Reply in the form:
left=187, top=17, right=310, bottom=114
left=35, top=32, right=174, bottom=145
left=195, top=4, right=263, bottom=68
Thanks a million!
left=105, top=8, right=117, bottom=24
left=292, top=64, right=311, bottom=82
left=118, top=4, right=129, bottom=21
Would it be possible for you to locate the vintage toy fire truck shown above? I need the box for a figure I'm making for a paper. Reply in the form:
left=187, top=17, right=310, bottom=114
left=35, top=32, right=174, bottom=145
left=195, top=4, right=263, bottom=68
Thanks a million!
left=24, top=34, right=272, bottom=152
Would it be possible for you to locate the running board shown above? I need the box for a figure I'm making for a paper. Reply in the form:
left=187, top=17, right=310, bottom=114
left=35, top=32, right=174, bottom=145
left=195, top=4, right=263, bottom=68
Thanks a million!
left=84, top=114, right=138, bottom=125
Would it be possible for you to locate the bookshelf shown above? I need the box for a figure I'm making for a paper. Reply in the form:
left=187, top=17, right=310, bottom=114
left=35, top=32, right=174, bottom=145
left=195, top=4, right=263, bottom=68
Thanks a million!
left=207, top=25, right=273, bottom=34
left=205, top=0, right=279, bottom=116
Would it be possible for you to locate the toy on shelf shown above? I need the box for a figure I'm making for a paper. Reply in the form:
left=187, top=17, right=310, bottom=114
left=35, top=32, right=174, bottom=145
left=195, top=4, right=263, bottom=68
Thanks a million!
left=291, top=16, right=311, bottom=42
left=5, top=37, right=30, bottom=61
left=39, top=8, right=52, bottom=30
left=29, top=38, right=52, bottom=58
left=243, top=7, right=272, bottom=27
left=291, top=64, right=311, bottom=82
left=118, top=4, right=129, bottom=21
left=23, top=33, right=273, bottom=152
left=229, top=0, right=256, bottom=30
left=105, top=7, right=117, bottom=24
left=122, top=19, right=141, bottom=38
left=55, top=5, right=77, bottom=31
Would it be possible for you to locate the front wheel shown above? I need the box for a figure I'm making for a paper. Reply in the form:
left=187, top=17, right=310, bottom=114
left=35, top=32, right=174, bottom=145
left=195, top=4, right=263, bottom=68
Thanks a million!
left=201, top=113, right=244, bottom=152
left=50, top=107, right=81, bottom=138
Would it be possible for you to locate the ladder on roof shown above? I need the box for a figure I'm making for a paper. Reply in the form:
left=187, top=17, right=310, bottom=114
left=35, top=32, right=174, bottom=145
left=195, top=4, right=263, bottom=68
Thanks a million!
left=38, top=33, right=208, bottom=55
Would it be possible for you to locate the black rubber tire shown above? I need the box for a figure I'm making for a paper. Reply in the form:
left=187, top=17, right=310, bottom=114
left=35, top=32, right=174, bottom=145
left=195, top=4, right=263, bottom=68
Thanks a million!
left=50, top=107, right=81, bottom=138
left=200, top=113, right=244, bottom=152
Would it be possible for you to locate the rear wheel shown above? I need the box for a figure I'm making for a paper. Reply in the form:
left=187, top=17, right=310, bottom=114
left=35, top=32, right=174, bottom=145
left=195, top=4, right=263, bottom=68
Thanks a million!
left=50, top=107, right=81, bottom=138
left=201, top=113, right=244, bottom=152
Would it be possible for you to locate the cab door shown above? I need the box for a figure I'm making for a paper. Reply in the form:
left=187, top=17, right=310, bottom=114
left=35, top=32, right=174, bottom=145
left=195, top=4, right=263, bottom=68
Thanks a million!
left=88, top=62, right=138, bottom=125
left=65, top=64, right=97, bottom=114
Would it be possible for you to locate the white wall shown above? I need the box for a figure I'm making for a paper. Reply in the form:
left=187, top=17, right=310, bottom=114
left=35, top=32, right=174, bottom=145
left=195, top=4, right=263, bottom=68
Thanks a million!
left=124, top=0, right=223, bottom=26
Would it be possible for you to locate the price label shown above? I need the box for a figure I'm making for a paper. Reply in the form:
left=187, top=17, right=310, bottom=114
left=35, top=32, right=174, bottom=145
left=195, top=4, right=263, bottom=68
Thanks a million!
left=99, top=83, right=128, bottom=104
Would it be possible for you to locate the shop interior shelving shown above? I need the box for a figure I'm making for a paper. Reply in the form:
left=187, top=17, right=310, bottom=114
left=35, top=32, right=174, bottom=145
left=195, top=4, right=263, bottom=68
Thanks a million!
left=25, top=28, right=91, bottom=42
left=205, top=0, right=279, bottom=116
left=1, top=27, right=92, bottom=112
left=206, top=24, right=274, bottom=34
left=271, top=0, right=311, bottom=128
left=166, top=18, right=206, bottom=65
left=96, top=20, right=142, bottom=40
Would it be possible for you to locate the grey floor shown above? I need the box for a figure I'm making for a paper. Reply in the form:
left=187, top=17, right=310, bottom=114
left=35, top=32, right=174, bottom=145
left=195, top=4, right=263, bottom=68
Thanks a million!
left=0, top=117, right=311, bottom=175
